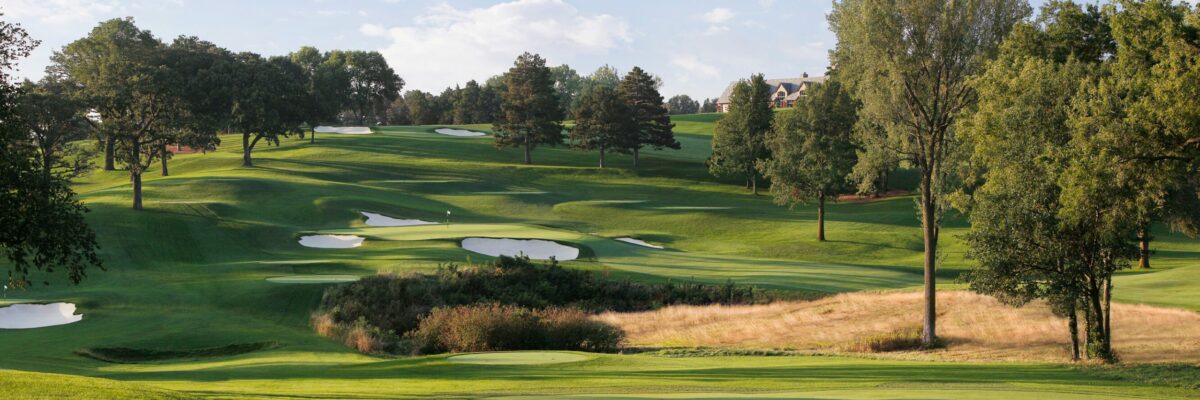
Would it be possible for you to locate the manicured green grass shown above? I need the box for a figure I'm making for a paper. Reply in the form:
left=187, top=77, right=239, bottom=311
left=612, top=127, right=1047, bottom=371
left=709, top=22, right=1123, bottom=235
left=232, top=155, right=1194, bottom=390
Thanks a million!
left=0, top=116, right=1196, bottom=398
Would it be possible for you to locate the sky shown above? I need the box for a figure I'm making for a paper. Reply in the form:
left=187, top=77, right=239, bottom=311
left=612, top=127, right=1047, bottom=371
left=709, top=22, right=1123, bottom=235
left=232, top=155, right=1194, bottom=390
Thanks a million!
left=2, top=0, right=1114, bottom=100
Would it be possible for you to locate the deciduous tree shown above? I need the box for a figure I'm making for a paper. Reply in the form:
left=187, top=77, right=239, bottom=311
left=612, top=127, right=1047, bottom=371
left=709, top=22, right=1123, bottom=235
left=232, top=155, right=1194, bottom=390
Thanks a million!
left=708, top=74, right=771, bottom=194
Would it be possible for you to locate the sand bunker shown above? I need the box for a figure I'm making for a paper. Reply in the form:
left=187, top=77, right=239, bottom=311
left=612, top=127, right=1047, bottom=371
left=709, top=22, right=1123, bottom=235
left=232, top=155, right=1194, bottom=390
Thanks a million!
left=447, top=351, right=591, bottom=365
left=361, top=212, right=437, bottom=227
left=298, top=235, right=364, bottom=249
left=315, top=126, right=372, bottom=135
left=0, top=303, right=82, bottom=329
left=434, top=128, right=487, bottom=137
left=266, top=275, right=360, bottom=284
left=615, top=237, right=664, bottom=249
left=461, top=238, right=579, bottom=260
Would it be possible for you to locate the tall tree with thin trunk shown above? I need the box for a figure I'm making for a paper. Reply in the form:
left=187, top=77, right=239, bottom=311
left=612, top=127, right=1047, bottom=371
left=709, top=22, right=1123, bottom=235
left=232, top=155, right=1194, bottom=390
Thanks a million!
left=829, top=0, right=1028, bottom=347
left=758, top=79, right=858, bottom=241
left=618, top=67, right=678, bottom=168
left=493, top=52, right=564, bottom=165
left=708, top=74, right=772, bottom=194
left=290, top=46, right=350, bottom=144
left=230, top=53, right=306, bottom=167
left=570, top=86, right=635, bottom=169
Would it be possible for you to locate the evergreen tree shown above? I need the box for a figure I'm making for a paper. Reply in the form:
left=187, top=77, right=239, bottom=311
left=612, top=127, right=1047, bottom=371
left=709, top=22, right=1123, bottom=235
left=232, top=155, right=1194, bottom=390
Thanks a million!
left=570, top=86, right=635, bottom=168
left=618, top=67, right=678, bottom=168
left=758, top=79, right=858, bottom=241
left=492, top=52, right=564, bottom=165
left=708, top=74, right=772, bottom=194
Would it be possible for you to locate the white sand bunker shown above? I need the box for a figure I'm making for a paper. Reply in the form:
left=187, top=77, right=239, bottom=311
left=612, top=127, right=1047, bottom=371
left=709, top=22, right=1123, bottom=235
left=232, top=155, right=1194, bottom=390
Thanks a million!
left=615, top=237, right=664, bottom=249
left=0, top=303, right=82, bottom=329
left=461, top=238, right=579, bottom=261
left=315, top=126, right=372, bottom=135
left=299, top=235, right=364, bottom=249
left=361, top=212, right=437, bottom=227
left=434, top=128, right=487, bottom=137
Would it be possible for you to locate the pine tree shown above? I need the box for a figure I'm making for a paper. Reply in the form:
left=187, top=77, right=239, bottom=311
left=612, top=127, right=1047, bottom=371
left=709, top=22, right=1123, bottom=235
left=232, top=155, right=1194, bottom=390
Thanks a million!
left=570, top=86, right=635, bottom=168
left=617, top=67, right=678, bottom=168
left=492, top=53, right=564, bottom=165
left=708, top=74, right=772, bottom=194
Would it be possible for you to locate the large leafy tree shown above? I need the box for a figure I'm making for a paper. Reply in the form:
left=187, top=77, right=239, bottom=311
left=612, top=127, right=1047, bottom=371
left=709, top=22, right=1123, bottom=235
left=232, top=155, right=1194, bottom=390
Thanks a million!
left=618, top=67, right=678, bottom=168
left=570, top=86, right=635, bottom=169
left=290, top=46, right=350, bottom=144
left=404, top=90, right=436, bottom=125
left=18, top=76, right=92, bottom=177
left=155, top=36, right=234, bottom=176
left=230, top=53, right=307, bottom=167
left=327, top=50, right=403, bottom=125
left=1, top=15, right=102, bottom=287
left=666, top=95, right=700, bottom=115
left=758, top=79, right=858, bottom=242
left=829, top=0, right=1028, bottom=346
left=708, top=74, right=772, bottom=194
left=549, top=64, right=582, bottom=117
left=493, top=52, right=564, bottom=165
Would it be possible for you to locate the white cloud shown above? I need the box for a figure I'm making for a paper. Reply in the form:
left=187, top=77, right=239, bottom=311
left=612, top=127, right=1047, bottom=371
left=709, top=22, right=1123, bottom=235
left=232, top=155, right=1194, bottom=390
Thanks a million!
left=365, top=0, right=631, bottom=92
left=699, top=8, right=734, bottom=24
left=671, top=55, right=719, bottom=78
left=3, top=0, right=118, bottom=24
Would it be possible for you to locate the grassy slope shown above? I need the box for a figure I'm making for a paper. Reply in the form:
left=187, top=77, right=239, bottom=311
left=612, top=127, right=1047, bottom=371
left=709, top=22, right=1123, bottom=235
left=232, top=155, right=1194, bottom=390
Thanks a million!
left=0, top=113, right=1195, bottom=398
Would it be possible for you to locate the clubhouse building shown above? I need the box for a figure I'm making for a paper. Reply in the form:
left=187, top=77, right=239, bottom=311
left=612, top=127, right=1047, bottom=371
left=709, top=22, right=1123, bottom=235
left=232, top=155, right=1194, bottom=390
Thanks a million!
left=715, top=72, right=827, bottom=112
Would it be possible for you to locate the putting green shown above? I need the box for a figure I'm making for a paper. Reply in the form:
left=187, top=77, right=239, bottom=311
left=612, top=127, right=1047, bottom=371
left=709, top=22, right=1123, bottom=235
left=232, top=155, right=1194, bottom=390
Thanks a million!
left=447, top=352, right=593, bottom=365
left=265, top=275, right=360, bottom=284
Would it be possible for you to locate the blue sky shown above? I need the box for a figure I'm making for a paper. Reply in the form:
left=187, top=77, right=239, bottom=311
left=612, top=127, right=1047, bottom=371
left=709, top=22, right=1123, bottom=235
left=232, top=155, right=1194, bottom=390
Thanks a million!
left=5, top=0, right=1080, bottom=99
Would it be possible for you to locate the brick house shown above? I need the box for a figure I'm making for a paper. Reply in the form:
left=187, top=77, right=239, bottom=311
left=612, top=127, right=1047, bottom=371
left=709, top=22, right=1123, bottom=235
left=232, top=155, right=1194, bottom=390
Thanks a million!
left=715, top=72, right=827, bottom=112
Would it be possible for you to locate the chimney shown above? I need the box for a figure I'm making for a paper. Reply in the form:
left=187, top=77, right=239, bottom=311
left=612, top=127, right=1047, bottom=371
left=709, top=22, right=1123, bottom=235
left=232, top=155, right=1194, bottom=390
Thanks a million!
left=802, top=72, right=809, bottom=78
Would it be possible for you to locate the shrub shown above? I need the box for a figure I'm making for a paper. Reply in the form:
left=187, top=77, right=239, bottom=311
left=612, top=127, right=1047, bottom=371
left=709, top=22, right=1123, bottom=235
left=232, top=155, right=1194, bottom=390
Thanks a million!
left=848, top=326, right=925, bottom=352
left=403, top=304, right=624, bottom=355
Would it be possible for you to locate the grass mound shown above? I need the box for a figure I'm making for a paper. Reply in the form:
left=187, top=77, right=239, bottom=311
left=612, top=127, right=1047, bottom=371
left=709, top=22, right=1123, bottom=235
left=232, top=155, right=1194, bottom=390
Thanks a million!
left=446, top=351, right=592, bottom=365
left=75, top=341, right=277, bottom=363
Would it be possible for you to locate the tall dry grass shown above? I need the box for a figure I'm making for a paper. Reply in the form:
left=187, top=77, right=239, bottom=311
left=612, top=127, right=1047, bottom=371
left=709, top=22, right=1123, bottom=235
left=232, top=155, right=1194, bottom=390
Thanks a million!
left=595, top=290, right=1200, bottom=363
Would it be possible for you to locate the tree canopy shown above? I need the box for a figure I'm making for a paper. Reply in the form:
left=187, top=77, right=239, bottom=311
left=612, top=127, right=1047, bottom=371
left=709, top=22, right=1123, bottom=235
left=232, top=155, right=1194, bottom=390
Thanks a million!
left=493, top=52, right=564, bottom=165
left=708, top=74, right=772, bottom=194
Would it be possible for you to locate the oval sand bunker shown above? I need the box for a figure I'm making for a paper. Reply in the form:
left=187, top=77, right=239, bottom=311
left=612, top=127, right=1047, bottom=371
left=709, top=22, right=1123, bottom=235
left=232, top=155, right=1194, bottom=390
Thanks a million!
left=615, top=237, right=664, bottom=249
left=315, top=126, right=372, bottom=135
left=461, top=238, right=579, bottom=260
left=361, top=212, right=437, bottom=227
left=447, top=351, right=591, bottom=365
left=299, top=235, right=364, bottom=249
left=434, top=128, right=487, bottom=137
left=266, top=275, right=360, bottom=284
left=0, top=303, right=82, bottom=329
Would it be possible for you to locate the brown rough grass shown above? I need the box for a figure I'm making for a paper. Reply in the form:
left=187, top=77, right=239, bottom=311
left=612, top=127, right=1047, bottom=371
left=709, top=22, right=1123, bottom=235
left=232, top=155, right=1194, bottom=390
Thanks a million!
left=595, top=290, right=1200, bottom=363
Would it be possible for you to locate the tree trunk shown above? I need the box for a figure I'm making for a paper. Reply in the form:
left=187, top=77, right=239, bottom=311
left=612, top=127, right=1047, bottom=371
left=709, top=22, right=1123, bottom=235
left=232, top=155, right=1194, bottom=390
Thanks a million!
left=523, top=135, right=532, bottom=165
left=920, top=173, right=938, bottom=348
left=104, top=135, right=116, bottom=171
left=160, top=143, right=169, bottom=176
left=817, top=193, right=826, bottom=242
left=242, top=133, right=254, bottom=165
left=1137, top=224, right=1152, bottom=269
left=599, top=146, right=606, bottom=169
left=310, top=126, right=316, bottom=144
left=1068, top=303, right=1080, bottom=361
left=131, top=136, right=142, bottom=210
left=750, top=173, right=758, bottom=195
left=633, top=147, right=640, bottom=168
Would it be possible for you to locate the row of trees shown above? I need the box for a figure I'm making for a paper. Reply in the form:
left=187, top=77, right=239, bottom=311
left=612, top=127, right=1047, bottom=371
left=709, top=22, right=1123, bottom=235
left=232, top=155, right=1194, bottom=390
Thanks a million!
left=665, top=95, right=719, bottom=115
left=491, top=53, right=679, bottom=167
left=711, top=0, right=1199, bottom=362
left=39, top=18, right=403, bottom=209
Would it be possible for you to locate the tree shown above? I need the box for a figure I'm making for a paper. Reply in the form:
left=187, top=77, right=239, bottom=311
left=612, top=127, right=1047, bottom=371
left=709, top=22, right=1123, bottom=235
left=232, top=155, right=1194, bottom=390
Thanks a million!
left=230, top=53, right=307, bottom=167
left=847, top=121, right=899, bottom=197
left=570, top=86, right=635, bottom=168
left=18, top=76, right=92, bottom=177
left=708, top=74, right=772, bottom=194
left=575, top=65, right=620, bottom=110
left=829, top=0, right=1028, bottom=346
left=453, top=80, right=485, bottom=124
left=1, top=15, right=102, bottom=287
left=403, top=90, right=435, bottom=125
left=666, top=94, right=700, bottom=115
left=618, top=67, right=678, bottom=168
left=758, top=79, right=858, bottom=241
left=290, top=46, right=350, bottom=144
left=549, top=64, right=582, bottom=116
left=327, top=50, right=403, bottom=125
left=700, top=98, right=717, bottom=113
left=493, top=52, right=564, bottom=165
left=156, top=36, right=233, bottom=176
left=51, top=18, right=161, bottom=172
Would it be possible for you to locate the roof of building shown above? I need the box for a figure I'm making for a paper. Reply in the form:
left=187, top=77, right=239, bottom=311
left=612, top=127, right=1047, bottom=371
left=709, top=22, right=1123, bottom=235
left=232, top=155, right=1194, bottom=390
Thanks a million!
left=717, top=75, right=828, bottom=104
